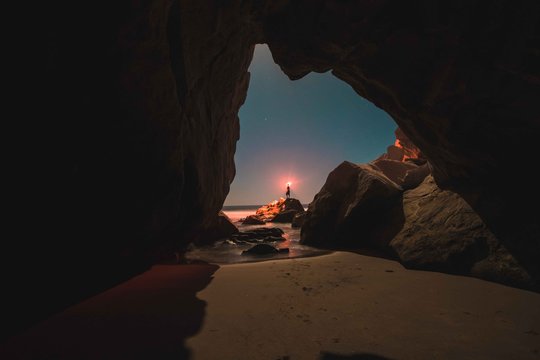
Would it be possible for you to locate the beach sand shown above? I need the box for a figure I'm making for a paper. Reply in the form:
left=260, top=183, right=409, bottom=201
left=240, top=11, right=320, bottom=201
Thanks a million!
left=2, top=252, right=539, bottom=359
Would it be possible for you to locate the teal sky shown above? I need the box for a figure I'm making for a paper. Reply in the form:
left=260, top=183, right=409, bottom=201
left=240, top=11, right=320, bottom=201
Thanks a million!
left=224, top=45, right=396, bottom=206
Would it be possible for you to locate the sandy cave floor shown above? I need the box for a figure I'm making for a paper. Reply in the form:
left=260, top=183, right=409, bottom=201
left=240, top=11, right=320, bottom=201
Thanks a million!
left=1, top=252, right=539, bottom=360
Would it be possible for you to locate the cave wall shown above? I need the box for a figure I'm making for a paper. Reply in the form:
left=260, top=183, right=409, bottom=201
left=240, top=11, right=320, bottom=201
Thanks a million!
left=6, top=0, right=539, bottom=339
left=5, top=0, right=259, bottom=340
left=261, top=0, right=540, bottom=280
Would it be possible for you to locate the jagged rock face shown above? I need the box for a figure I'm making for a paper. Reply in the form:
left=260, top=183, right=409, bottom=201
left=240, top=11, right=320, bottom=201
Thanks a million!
left=301, top=161, right=404, bottom=248
left=391, top=176, right=534, bottom=290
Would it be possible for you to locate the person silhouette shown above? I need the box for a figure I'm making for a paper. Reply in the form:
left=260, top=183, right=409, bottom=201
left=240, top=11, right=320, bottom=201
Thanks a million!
left=286, top=183, right=291, bottom=199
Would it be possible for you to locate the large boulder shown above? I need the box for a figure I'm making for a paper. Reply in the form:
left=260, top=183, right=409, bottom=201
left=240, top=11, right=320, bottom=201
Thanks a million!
left=256, top=197, right=305, bottom=223
left=291, top=212, right=307, bottom=228
left=271, top=210, right=298, bottom=223
left=390, top=176, right=534, bottom=290
left=242, top=243, right=279, bottom=255
left=300, top=161, right=404, bottom=249
left=282, top=198, right=305, bottom=212
left=197, top=211, right=239, bottom=245
left=242, top=215, right=265, bottom=225
left=230, top=227, right=285, bottom=243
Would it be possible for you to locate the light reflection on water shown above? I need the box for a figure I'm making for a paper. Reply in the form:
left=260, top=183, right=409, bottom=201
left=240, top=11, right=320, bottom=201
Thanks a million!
left=184, top=208, right=330, bottom=264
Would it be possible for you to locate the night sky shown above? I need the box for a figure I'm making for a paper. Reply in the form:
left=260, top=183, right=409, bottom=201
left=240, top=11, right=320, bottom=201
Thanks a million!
left=224, top=45, right=397, bottom=206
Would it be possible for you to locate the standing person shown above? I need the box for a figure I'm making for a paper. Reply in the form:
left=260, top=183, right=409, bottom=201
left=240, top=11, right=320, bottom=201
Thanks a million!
left=286, top=183, right=291, bottom=199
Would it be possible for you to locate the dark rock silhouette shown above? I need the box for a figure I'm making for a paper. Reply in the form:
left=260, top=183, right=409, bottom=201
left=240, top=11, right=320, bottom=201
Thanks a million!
left=231, top=227, right=285, bottom=243
left=242, top=215, right=266, bottom=225
left=401, top=163, right=431, bottom=190
left=301, top=161, right=404, bottom=249
left=291, top=212, right=307, bottom=228
left=197, top=211, right=239, bottom=245
left=271, top=209, right=299, bottom=223
left=242, top=244, right=279, bottom=255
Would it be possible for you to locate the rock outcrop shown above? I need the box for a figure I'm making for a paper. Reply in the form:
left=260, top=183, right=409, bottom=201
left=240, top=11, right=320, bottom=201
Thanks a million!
left=371, top=159, right=418, bottom=186
left=242, top=244, right=289, bottom=256
left=230, top=227, right=285, bottom=243
left=372, top=127, right=429, bottom=188
left=255, top=198, right=305, bottom=223
left=271, top=210, right=298, bottom=223
left=391, top=176, right=533, bottom=289
left=10, top=0, right=540, bottom=338
left=302, top=165, right=535, bottom=290
left=196, top=211, right=239, bottom=245
left=301, top=161, right=404, bottom=249
left=242, top=215, right=266, bottom=225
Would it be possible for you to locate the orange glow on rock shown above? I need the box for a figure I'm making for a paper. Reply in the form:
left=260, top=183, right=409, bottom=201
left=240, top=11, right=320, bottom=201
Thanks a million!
left=394, top=139, right=421, bottom=161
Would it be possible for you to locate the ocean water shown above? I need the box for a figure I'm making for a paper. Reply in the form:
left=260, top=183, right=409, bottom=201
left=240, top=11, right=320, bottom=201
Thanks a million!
left=184, top=206, right=330, bottom=264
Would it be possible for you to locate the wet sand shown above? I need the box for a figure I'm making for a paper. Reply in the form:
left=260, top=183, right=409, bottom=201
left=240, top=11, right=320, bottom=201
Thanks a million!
left=2, top=252, right=539, bottom=359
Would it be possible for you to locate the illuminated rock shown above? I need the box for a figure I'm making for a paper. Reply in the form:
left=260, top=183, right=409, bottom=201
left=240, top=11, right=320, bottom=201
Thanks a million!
left=386, top=145, right=405, bottom=161
left=255, top=197, right=305, bottom=223
left=373, top=128, right=428, bottom=187
left=394, top=128, right=422, bottom=161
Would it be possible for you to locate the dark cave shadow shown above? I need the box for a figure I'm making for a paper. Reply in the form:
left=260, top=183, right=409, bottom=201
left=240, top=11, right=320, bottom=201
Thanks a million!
left=320, top=352, right=394, bottom=360
left=0, top=262, right=219, bottom=360
left=311, top=195, right=406, bottom=264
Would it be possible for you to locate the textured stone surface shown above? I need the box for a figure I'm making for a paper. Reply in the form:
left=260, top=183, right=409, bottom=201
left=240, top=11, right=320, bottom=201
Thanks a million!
left=300, top=161, right=404, bottom=249
left=401, top=163, right=432, bottom=190
left=391, top=176, right=534, bottom=290
left=371, top=159, right=418, bottom=186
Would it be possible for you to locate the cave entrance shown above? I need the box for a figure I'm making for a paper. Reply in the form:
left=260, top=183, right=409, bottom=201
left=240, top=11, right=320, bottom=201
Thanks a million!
left=224, top=44, right=398, bottom=208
